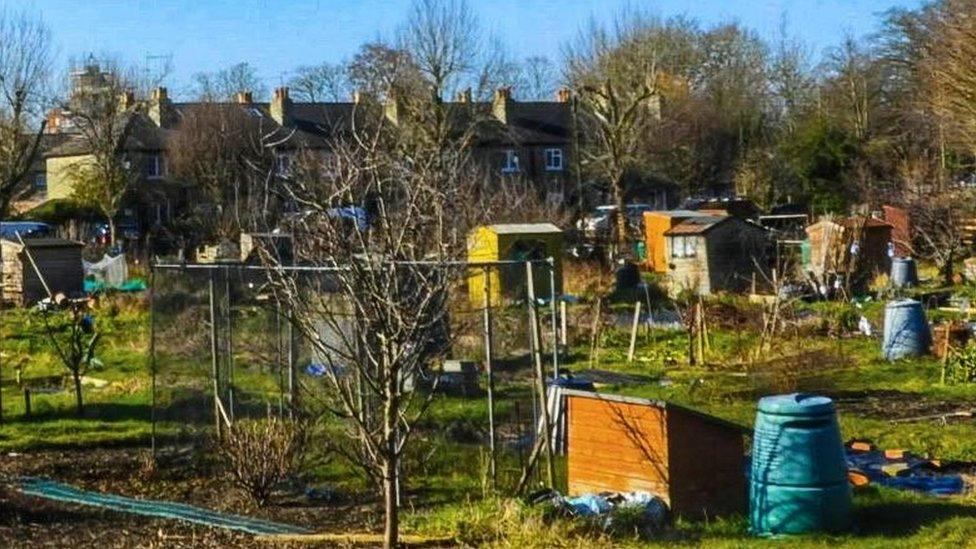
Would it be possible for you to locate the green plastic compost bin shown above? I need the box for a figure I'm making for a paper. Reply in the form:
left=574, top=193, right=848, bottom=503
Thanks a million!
left=749, top=393, right=851, bottom=536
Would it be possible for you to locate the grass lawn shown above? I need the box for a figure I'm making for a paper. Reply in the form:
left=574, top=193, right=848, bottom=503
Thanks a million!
left=3, top=285, right=976, bottom=547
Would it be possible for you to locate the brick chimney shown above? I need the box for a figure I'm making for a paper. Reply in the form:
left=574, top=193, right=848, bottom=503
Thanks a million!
left=120, top=89, right=135, bottom=110
left=556, top=88, right=571, bottom=103
left=149, top=87, right=174, bottom=127
left=492, top=87, right=512, bottom=124
left=456, top=88, right=472, bottom=103
left=44, top=108, right=62, bottom=134
left=270, top=86, right=292, bottom=125
left=235, top=90, right=253, bottom=104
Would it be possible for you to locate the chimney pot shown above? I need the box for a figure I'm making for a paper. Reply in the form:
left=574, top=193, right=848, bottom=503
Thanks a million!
left=235, top=90, right=253, bottom=104
left=556, top=87, right=571, bottom=102
left=456, top=88, right=472, bottom=103
left=152, top=87, right=168, bottom=102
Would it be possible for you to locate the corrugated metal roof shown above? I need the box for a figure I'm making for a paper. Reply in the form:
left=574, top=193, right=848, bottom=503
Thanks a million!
left=488, top=222, right=562, bottom=234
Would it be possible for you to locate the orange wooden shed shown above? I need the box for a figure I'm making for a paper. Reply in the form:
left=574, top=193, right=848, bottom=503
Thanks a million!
left=643, top=211, right=718, bottom=273
left=564, top=390, right=747, bottom=519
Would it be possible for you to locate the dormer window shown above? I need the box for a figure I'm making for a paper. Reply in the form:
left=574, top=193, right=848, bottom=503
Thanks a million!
left=145, top=154, right=164, bottom=180
left=502, top=149, right=520, bottom=173
left=34, top=173, right=47, bottom=191
left=545, top=148, right=564, bottom=171
left=245, top=106, right=263, bottom=118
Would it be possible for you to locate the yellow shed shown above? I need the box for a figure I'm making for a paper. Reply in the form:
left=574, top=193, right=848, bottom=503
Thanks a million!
left=468, top=223, right=563, bottom=307
left=644, top=211, right=705, bottom=273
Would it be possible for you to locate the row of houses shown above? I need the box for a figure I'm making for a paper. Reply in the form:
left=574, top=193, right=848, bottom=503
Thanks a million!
left=17, top=63, right=584, bottom=242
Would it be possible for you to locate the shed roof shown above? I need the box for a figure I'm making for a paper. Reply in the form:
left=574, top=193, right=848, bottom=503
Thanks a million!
left=2, top=237, right=84, bottom=249
left=559, top=389, right=750, bottom=433
left=647, top=209, right=702, bottom=219
left=487, top=223, right=562, bottom=235
left=664, top=216, right=727, bottom=235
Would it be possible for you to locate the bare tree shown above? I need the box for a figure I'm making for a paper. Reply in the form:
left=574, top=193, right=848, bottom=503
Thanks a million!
left=288, top=62, right=350, bottom=102
left=258, top=91, right=492, bottom=548
left=347, top=41, right=424, bottom=100
left=401, top=0, right=478, bottom=98
left=0, top=9, right=52, bottom=216
left=576, top=78, right=658, bottom=252
left=909, top=190, right=974, bottom=286
left=64, top=60, right=141, bottom=245
left=167, top=102, right=277, bottom=244
left=192, top=61, right=267, bottom=101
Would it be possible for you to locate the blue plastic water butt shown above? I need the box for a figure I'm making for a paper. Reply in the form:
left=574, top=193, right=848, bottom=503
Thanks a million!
left=750, top=393, right=852, bottom=536
left=882, top=299, right=931, bottom=361
left=890, top=258, right=918, bottom=288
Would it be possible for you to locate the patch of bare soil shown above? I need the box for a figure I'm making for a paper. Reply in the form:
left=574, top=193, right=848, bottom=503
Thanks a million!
left=828, top=389, right=974, bottom=421
left=0, top=446, right=381, bottom=548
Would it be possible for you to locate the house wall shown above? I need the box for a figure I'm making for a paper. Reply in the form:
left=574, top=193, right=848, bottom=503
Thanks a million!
left=666, top=407, right=746, bottom=518
left=665, top=235, right=709, bottom=295
left=705, top=221, right=767, bottom=293
left=566, top=395, right=672, bottom=501
left=46, top=154, right=95, bottom=201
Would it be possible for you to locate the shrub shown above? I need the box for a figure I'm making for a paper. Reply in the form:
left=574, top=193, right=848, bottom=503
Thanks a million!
left=220, top=417, right=307, bottom=506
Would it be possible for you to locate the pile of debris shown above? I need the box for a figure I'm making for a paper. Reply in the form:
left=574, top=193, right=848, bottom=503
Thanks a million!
left=846, top=440, right=967, bottom=496
left=530, top=489, right=669, bottom=538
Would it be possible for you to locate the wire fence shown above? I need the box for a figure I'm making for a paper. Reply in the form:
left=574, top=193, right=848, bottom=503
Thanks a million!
left=148, top=259, right=571, bottom=493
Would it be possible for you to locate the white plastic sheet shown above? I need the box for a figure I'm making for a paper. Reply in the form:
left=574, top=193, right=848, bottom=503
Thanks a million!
left=83, top=254, right=128, bottom=288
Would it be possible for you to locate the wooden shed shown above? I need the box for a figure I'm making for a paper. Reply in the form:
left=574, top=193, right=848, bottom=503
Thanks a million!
left=882, top=205, right=911, bottom=257
left=642, top=210, right=708, bottom=273
left=664, top=216, right=768, bottom=296
left=564, top=390, right=747, bottom=519
left=804, top=217, right=892, bottom=278
left=467, top=223, right=563, bottom=307
left=1, top=237, right=84, bottom=306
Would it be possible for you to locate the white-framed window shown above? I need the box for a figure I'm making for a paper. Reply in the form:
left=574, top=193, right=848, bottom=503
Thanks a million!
left=670, top=236, right=697, bottom=258
left=276, top=153, right=292, bottom=176
left=145, top=154, right=164, bottom=179
left=245, top=106, right=264, bottom=118
left=545, top=148, right=564, bottom=171
left=502, top=149, right=520, bottom=173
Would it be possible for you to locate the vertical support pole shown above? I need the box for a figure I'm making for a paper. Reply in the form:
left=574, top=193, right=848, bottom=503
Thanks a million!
left=23, top=388, right=30, bottom=418
left=560, top=300, right=567, bottom=348
left=225, top=267, right=234, bottom=423
left=287, top=308, right=298, bottom=417
left=149, top=262, right=157, bottom=458
left=627, top=300, right=642, bottom=362
left=526, top=261, right=556, bottom=490
left=482, top=266, right=497, bottom=491
left=548, top=257, right=559, bottom=379
left=208, top=270, right=222, bottom=440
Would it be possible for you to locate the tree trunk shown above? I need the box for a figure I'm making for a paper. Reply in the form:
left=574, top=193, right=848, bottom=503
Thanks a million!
left=73, top=370, right=84, bottom=416
left=383, top=456, right=398, bottom=549
left=108, top=217, right=117, bottom=247
left=613, top=177, right=628, bottom=259
left=382, top=367, right=399, bottom=549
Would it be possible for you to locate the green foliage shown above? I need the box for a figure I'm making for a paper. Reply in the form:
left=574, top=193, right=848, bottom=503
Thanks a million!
left=943, top=345, right=976, bottom=385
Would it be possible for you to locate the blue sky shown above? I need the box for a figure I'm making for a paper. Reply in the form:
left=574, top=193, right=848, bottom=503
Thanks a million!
left=5, top=0, right=924, bottom=99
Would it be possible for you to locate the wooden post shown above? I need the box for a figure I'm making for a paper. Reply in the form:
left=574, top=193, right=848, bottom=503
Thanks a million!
left=208, top=271, right=222, bottom=440
left=588, top=298, right=602, bottom=368
left=560, top=300, right=567, bottom=348
left=224, top=268, right=235, bottom=423
left=23, top=388, right=30, bottom=418
left=482, top=267, right=497, bottom=491
left=627, top=301, right=642, bottom=362
left=548, top=258, right=559, bottom=379
left=287, top=311, right=298, bottom=416
left=526, top=261, right=556, bottom=489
